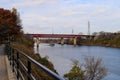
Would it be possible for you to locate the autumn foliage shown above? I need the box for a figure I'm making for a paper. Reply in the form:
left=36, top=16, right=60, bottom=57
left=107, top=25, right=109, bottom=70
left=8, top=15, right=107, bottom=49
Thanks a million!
left=0, top=8, right=22, bottom=37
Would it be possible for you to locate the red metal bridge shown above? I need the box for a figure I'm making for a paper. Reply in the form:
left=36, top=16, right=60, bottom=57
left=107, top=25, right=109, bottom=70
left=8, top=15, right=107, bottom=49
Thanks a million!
left=26, top=34, right=87, bottom=38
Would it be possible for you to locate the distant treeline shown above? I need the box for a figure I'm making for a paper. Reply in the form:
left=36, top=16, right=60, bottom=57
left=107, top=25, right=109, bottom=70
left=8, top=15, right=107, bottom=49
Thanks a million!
left=77, top=31, right=120, bottom=48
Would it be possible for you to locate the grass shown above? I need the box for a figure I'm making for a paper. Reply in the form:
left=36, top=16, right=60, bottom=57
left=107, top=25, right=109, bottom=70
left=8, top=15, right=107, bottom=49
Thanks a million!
left=11, top=41, right=58, bottom=80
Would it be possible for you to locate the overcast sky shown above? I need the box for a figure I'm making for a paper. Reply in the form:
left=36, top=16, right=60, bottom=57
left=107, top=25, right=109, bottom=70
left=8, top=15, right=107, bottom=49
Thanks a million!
left=0, top=0, right=120, bottom=34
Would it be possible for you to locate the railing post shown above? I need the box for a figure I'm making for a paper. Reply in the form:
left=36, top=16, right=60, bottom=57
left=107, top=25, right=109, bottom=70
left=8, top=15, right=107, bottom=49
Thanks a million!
left=6, top=45, right=9, bottom=59
left=10, top=47, right=12, bottom=65
left=17, top=52, right=19, bottom=79
left=27, top=60, right=31, bottom=80
left=8, top=45, right=10, bottom=59
left=12, top=48, right=15, bottom=72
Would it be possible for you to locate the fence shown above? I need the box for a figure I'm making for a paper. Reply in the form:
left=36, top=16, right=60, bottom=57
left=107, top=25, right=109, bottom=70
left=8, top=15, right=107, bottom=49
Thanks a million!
left=5, top=44, right=65, bottom=80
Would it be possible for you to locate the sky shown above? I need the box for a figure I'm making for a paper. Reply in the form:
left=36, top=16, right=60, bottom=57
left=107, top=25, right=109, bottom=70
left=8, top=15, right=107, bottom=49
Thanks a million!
left=0, top=0, right=120, bottom=34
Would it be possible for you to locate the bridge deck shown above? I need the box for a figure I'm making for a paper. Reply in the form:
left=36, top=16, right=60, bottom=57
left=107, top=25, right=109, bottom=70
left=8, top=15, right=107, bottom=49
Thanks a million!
left=28, top=34, right=82, bottom=38
left=0, top=44, right=16, bottom=80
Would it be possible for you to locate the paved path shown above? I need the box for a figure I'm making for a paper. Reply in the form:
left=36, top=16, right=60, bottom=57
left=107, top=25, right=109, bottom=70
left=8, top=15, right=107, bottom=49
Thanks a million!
left=0, top=44, right=8, bottom=80
left=0, top=44, right=17, bottom=80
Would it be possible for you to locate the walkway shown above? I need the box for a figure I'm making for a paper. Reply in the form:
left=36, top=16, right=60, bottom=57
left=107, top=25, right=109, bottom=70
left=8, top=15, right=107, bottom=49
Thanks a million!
left=0, top=44, right=16, bottom=80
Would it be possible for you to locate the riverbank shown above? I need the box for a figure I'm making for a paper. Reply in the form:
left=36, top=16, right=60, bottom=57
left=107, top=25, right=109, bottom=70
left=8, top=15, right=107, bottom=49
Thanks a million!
left=11, top=36, right=58, bottom=80
left=76, top=32, right=120, bottom=48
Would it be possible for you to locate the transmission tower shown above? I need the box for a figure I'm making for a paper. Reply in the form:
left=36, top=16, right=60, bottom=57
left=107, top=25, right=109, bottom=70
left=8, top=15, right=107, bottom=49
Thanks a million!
left=88, top=21, right=90, bottom=36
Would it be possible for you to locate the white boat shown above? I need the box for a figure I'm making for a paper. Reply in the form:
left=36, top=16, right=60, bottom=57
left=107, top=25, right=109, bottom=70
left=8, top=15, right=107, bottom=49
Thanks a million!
left=49, top=43, right=55, bottom=47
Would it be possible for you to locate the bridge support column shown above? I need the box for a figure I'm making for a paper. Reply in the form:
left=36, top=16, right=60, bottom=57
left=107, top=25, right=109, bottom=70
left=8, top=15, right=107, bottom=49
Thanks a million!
left=36, top=37, right=40, bottom=48
left=61, top=38, right=64, bottom=45
left=73, top=37, right=77, bottom=46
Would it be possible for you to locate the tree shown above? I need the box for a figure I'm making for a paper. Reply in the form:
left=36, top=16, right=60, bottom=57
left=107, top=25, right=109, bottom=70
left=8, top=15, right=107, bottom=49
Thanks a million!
left=84, top=56, right=107, bottom=80
left=0, top=8, right=22, bottom=39
left=92, top=32, right=98, bottom=36
left=64, top=59, right=85, bottom=80
left=64, top=56, right=107, bottom=80
left=99, top=31, right=105, bottom=36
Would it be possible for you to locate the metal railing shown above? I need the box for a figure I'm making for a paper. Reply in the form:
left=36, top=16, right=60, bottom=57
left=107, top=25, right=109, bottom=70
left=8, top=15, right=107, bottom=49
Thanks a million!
left=5, top=45, right=65, bottom=80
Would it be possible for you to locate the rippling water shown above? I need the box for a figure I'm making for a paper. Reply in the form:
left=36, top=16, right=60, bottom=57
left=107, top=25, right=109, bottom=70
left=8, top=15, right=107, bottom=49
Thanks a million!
left=34, top=43, right=120, bottom=80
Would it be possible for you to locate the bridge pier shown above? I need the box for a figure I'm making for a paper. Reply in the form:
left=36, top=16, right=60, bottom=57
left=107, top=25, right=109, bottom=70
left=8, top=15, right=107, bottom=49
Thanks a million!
left=35, top=37, right=40, bottom=48
left=73, top=37, right=77, bottom=46
left=61, top=38, right=64, bottom=45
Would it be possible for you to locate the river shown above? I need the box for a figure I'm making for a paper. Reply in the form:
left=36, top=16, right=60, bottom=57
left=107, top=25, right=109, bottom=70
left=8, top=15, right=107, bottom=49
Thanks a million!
left=34, top=43, right=120, bottom=80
